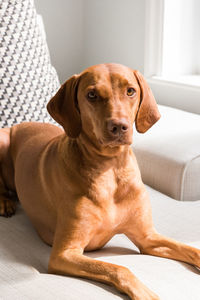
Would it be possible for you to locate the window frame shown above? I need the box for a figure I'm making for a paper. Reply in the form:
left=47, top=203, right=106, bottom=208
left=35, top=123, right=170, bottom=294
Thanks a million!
left=144, top=0, right=200, bottom=114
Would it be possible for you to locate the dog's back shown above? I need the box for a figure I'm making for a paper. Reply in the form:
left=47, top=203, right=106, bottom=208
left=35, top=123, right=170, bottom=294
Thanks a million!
left=11, top=122, right=63, bottom=158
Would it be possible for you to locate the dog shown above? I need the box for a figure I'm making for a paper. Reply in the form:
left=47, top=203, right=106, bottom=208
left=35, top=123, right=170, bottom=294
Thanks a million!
left=0, top=63, right=200, bottom=300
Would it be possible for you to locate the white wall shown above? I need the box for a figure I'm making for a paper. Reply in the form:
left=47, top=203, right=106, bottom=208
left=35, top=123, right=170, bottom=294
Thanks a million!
left=35, top=0, right=84, bottom=83
left=35, top=0, right=146, bottom=83
left=82, top=0, right=145, bottom=71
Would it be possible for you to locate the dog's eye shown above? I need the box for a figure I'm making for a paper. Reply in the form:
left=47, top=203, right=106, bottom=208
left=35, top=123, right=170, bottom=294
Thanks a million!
left=87, top=90, right=97, bottom=100
left=127, top=88, right=136, bottom=97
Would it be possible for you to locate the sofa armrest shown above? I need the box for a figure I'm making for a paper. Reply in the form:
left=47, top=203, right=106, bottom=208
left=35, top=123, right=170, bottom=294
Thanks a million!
left=132, top=105, right=200, bottom=201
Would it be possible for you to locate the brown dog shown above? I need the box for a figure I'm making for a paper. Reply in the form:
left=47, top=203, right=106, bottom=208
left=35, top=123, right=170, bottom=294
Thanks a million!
left=0, top=63, right=200, bottom=300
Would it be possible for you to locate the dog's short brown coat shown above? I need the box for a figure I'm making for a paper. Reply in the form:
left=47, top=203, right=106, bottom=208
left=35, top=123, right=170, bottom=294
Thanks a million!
left=0, top=64, right=200, bottom=300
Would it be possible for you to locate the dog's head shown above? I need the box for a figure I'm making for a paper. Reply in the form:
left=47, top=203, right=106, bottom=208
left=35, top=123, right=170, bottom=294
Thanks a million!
left=47, top=63, right=160, bottom=146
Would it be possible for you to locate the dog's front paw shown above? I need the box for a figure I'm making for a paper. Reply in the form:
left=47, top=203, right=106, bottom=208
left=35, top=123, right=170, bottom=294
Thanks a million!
left=0, top=196, right=16, bottom=217
left=130, top=285, right=160, bottom=300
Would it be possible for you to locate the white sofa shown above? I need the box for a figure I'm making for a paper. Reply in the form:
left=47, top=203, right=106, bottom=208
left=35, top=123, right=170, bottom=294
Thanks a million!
left=1, top=105, right=200, bottom=300
left=1, top=186, right=200, bottom=300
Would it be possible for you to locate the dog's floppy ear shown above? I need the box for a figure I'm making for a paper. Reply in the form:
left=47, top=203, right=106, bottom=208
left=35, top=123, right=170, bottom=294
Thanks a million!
left=134, top=70, right=161, bottom=133
left=47, top=75, right=81, bottom=138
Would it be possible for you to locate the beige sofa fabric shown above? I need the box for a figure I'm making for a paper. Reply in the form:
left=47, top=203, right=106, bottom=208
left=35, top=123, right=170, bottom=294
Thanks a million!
left=1, top=186, right=200, bottom=300
left=133, top=105, right=200, bottom=201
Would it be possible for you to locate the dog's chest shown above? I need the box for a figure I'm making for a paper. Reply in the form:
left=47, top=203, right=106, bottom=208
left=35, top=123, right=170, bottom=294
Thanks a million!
left=84, top=167, right=135, bottom=250
left=88, top=165, right=134, bottom=203
left=89, top=168, right=117, bottom=200
left=85, top=196, right=128, bottom=252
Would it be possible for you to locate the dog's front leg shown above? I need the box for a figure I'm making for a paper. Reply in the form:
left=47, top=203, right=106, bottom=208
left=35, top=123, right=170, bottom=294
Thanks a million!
left=48, top=221, right=159, bottom=300
left=138, top=232, right=200, bottom=269
left=125, top=189, right=200, bottom=270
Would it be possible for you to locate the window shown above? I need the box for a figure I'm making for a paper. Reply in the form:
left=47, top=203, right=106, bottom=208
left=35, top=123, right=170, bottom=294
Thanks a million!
left=144, top=0, right=200, bottom=113
left=162, top=0, right=200, bottom=84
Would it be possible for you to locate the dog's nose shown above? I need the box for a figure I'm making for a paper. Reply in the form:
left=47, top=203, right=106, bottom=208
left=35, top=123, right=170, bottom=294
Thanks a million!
left=107, top=119, right=129, bottom=137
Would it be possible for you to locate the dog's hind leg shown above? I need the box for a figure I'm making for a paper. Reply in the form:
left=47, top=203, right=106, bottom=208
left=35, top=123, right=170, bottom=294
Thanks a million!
left=0, top=185, right=17, bottom=217
left=0, top=128, right=16, bottom=217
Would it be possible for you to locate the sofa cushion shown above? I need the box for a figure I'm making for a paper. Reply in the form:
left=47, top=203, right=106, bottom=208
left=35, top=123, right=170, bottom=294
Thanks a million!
left=1, top=186, right=200, bottom=299
left=0, top=0, right=59, bottom=127
left=132, top=105, right=200, bottom=201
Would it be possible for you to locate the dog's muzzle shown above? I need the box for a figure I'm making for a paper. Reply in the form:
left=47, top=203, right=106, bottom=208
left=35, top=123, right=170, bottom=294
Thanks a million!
left=100, top=118, right=132, bottom=146
left=107, top=119, right=129, bottom=137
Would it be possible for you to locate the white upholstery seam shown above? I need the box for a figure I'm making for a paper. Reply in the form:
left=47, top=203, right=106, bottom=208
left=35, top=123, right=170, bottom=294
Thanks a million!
left=180, top=154, right=200, bottom=201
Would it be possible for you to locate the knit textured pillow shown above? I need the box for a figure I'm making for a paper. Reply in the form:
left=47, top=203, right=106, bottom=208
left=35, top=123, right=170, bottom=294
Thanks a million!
left=0, top=0, right=60, bottom=127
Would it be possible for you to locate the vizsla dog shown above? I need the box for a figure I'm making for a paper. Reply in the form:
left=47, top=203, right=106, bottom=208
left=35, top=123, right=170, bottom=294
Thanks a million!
left=0, top=63, right=200, bottom=300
